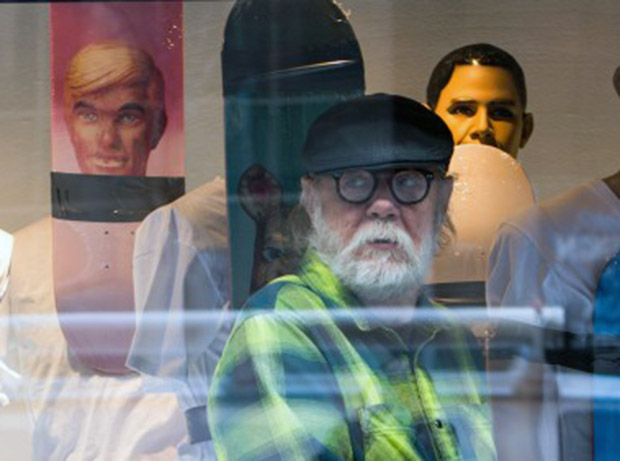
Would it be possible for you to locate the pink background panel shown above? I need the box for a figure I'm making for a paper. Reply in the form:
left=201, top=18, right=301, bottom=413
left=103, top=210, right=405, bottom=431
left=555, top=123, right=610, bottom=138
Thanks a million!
left=50, top=2, right=184, bottom=177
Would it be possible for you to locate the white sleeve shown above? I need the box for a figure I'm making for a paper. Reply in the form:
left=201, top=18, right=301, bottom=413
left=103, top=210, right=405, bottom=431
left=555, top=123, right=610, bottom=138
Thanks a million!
left=128, top=206, right=230, bottom=409
left=487, top=222, right=557, bottom=310
left=486, top=223, right=565, bottom=461
left=0, top=230, right=12, bottom=360
left=0, top=232, right=21, bottom=407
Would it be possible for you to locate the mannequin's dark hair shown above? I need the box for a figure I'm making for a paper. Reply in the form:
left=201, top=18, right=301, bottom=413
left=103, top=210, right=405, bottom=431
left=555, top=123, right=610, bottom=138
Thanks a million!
left=426, top=43, right=527, bottom=109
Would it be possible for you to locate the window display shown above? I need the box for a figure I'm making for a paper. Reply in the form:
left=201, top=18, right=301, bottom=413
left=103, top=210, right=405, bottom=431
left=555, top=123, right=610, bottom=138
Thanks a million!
left=0, top=1, right=619, bottom=460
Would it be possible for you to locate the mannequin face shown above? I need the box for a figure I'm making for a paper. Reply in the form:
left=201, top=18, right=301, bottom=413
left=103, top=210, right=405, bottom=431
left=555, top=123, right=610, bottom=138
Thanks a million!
left=434, top=65, right=532, bottom=158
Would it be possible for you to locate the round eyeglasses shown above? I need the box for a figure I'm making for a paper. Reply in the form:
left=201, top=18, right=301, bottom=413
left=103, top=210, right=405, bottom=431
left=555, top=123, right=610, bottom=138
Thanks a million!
left=330, top=169, right=436, bottom=205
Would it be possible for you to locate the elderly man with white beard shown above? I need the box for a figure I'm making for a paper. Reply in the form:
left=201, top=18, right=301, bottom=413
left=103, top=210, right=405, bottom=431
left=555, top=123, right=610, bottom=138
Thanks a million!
left=208, top=94, right=496, bottom=461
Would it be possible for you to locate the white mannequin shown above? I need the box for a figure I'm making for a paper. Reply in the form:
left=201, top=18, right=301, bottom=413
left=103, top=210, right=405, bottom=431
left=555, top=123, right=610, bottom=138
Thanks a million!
left=128, top=177, right=230, bottom=460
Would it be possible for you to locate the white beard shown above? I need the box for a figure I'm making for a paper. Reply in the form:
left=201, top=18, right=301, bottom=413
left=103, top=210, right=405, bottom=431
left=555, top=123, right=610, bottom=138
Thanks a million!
left=308, top=205, right=436, bottom=305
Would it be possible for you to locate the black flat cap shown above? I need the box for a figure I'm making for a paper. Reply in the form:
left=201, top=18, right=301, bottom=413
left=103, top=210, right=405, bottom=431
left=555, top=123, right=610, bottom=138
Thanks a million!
left=301, top=93, right=454, bottom=174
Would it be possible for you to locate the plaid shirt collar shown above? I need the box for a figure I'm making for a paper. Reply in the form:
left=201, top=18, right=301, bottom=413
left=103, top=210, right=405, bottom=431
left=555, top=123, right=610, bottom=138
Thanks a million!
left=297, top=250, right=443, bottom=339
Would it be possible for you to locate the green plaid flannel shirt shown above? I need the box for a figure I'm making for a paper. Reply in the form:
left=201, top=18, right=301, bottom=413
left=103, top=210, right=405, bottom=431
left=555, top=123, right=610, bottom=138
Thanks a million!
left=208, top=251, right=496, bottom=460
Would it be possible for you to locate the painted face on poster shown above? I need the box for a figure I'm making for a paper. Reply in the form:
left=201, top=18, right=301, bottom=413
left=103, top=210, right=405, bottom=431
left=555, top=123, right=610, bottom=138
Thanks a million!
left=62, top=42, right=168, bottom=176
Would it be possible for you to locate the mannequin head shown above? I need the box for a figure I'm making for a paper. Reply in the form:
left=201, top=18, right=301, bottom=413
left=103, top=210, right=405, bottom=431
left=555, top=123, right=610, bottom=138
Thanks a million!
left=427, top=43, right=533, bottom=158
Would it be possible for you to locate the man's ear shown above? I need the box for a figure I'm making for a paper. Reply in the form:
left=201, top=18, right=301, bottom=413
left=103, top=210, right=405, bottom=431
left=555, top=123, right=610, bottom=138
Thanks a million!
left=520, top=112, right=534, bottom=149
left=300, top=176, right=315, bottom=212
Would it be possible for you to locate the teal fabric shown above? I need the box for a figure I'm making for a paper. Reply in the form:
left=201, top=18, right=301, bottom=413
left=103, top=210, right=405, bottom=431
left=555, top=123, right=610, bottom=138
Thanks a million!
left=594, top=251, right=620, bottom=461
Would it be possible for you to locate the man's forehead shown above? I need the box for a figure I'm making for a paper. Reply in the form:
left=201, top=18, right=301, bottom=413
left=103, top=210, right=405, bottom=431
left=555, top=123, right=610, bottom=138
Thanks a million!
left=441, top=65, right=521, bottom=104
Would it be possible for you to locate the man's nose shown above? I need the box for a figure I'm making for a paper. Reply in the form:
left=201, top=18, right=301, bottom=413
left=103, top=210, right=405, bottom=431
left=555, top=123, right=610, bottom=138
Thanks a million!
left=366, top=181, right=400, bottom=221
left=99, top=119, right=120, bottom=149
left=469, top=108, right=494, bottom=141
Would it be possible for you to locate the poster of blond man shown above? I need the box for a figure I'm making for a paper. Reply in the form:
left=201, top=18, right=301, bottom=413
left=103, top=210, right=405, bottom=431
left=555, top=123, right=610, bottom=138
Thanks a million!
left=51, top=3, right=184, bottom=178
left=62, top=41, right=168, bottom=177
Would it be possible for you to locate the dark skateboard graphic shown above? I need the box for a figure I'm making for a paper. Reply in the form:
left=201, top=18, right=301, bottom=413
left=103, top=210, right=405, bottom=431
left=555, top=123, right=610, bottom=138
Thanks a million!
left=223, top=0, right=365, bottom=308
